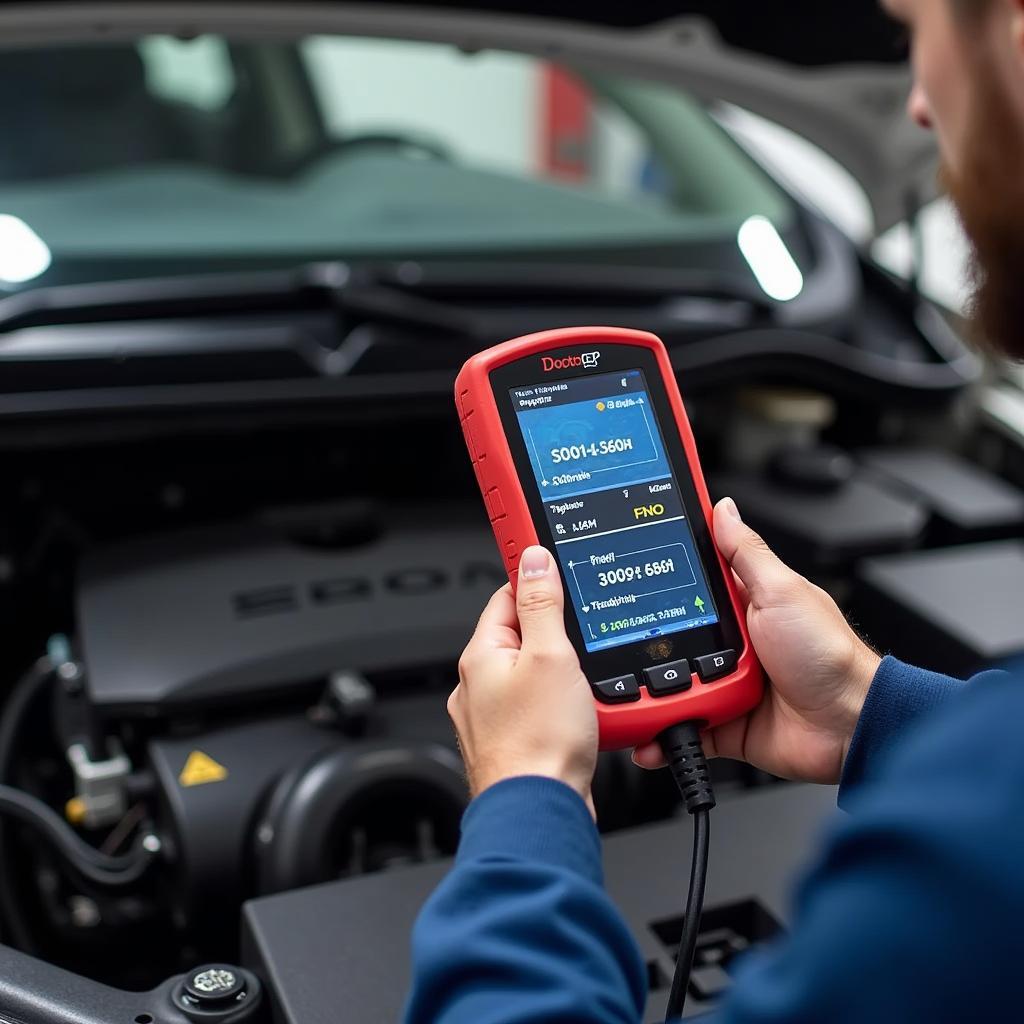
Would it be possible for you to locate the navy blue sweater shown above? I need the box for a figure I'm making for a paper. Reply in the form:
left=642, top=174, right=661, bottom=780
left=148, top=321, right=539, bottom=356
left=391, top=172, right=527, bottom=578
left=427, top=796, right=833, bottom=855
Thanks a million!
left=404, top=657, right=1023, bottom=1022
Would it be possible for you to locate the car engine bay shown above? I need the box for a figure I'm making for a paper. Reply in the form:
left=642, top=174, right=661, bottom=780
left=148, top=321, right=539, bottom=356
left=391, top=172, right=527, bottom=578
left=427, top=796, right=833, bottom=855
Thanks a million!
left=3, top=247, right=1024, bottom=1005
left=1, top=11, right=1023, bottom=1016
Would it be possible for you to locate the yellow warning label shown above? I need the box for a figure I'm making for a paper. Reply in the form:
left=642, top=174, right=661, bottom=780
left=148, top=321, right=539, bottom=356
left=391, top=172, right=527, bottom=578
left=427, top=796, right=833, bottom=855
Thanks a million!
left=178, top=750, right=228, bottom=787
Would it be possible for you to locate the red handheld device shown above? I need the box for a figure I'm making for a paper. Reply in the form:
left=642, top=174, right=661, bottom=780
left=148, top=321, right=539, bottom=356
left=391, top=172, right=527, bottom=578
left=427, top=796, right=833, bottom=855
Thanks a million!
left=455, top=327, right=762, bottom=751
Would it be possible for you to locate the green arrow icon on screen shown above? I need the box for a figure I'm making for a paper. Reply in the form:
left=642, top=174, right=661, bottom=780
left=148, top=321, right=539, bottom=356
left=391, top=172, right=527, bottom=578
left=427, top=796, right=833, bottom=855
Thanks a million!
left=694, top=596, right=706, bottom=613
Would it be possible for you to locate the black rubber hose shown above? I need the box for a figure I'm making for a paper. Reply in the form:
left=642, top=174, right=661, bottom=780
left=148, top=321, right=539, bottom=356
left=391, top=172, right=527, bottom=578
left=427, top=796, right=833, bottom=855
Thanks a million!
left=0, top=658, right=51, bottom=782
left=0, top=785, right=152, bottom=887
left=0, top=659, right=156, bottom=950
left=0, top=657, right=55, bottom=950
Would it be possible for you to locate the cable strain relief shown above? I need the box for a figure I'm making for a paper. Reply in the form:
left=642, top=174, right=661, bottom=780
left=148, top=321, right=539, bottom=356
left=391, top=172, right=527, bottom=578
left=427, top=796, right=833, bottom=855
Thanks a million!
left=657, top=721, right=716, bottom=815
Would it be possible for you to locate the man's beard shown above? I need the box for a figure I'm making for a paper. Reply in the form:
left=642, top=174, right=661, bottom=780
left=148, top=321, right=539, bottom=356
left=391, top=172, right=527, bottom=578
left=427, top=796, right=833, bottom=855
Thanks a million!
left=939, top=68, right=1024, bottom=360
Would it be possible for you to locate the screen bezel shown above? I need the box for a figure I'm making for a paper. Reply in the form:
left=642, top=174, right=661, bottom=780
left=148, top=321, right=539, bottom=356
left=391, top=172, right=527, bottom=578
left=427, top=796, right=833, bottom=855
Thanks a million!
left=490, top=342, right=744, bottom=683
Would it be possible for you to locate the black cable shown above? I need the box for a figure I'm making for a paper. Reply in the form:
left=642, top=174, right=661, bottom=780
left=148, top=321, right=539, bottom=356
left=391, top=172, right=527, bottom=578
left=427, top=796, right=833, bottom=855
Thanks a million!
left=665, top=809, right=710, bottom=1021
left=0, top=657, right=55, bottom=951
left=0, top=657, right=52, bottom=783
left=0, top=657, right=156, bottom=952
left=658, top=721, right=716, bottom=1023
left=0, top=785, right=154, bottom=887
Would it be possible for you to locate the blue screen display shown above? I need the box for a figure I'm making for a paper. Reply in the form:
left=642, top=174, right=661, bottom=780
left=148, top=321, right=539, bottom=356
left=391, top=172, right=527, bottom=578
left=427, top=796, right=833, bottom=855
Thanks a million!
left=511, top=368, right=720, bottom=653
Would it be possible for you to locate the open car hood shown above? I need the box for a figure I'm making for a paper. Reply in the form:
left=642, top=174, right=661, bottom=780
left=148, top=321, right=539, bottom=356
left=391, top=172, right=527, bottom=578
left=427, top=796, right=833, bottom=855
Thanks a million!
left=0, top=1, right=931, bottom=231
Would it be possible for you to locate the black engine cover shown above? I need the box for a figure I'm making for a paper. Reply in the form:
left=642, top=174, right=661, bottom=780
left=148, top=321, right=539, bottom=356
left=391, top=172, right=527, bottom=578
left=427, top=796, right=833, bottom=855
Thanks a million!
left=77, top=514, right=505, bottom=714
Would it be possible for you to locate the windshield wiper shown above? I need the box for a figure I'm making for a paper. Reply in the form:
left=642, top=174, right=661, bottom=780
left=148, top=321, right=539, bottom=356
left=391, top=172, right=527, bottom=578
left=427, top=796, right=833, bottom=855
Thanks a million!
left=0, top=263, right=486, bottom=339
left=371, top=259, right=772, bottom=313
left=0, top=258, right=772, bottom=341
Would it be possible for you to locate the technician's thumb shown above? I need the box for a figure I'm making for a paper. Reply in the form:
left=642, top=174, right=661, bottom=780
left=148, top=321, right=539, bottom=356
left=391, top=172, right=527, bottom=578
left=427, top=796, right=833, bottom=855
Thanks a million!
left=516, top=546, right=572, bottom=653
left=714, top=497, right=799, bottom=608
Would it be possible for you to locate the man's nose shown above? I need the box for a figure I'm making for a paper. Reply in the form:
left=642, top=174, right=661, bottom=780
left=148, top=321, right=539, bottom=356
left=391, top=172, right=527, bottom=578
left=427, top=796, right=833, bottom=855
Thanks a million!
left=907, top=83, right=933, bottom=130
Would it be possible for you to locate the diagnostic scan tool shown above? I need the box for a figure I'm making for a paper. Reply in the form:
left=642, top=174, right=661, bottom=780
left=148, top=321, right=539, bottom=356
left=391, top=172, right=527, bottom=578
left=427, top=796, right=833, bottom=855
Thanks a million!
left=456, top=327, right=763, bottom=750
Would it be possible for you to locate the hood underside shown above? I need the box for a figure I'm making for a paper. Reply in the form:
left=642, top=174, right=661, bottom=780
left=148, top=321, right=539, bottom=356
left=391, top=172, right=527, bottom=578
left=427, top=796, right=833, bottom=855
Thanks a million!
left=0, top=1, right=933, bottom=231
left=329, top=0, right=912, bottom=67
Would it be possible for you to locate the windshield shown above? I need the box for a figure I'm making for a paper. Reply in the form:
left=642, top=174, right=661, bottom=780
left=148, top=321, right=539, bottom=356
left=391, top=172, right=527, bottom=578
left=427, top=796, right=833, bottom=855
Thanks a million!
left=0, top=34, right=796, bottom=291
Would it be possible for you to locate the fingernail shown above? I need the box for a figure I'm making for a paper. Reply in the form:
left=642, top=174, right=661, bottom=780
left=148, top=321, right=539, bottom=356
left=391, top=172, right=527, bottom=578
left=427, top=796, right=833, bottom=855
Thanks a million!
left=519, top=546, right=551, bottom=580
left=722, top=497, right=742, bottom=523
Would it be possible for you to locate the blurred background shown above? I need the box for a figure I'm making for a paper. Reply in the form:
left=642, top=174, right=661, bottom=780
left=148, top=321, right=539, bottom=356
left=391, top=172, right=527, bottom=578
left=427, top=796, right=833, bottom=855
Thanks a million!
left=0, top=4, right=1022, bottom=1022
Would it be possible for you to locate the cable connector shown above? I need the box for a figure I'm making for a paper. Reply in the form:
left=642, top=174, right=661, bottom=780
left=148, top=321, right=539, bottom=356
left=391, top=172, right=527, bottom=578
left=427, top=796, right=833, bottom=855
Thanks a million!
left=658, top=721, right=716, bottom=815
left=66, top=741, right=131, bottom=830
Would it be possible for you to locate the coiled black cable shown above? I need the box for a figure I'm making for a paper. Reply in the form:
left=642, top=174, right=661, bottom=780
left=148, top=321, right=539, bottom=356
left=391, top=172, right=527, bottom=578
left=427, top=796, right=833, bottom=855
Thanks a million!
left=658, top=721, right=716, bottom=1023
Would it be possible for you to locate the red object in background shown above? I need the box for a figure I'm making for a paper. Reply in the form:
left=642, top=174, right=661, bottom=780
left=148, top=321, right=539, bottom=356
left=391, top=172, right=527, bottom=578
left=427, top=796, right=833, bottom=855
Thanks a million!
left=539, top=65, right=592, bottom=181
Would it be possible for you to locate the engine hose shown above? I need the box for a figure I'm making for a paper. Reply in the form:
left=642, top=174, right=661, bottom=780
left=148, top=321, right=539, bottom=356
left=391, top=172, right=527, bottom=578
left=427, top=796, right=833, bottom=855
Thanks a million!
left=0, top=657, right=55, bottom=951
left=0, top=657, right=52, bottom=782
left=0, top=658, right=156, bottom=951
left=0, top=785, right=154, bottom=887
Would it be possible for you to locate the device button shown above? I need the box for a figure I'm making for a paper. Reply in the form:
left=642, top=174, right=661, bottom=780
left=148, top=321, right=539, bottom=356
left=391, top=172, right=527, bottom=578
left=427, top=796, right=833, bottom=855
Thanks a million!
left=593, top=675, right=641, bottom=704
left=485, top=488, right=505, bottom=521
left=695, top=650, right=737, bottom=682
left=643, top=659, right=692, bottom=696
left=464, top=415, right=482, bottom=462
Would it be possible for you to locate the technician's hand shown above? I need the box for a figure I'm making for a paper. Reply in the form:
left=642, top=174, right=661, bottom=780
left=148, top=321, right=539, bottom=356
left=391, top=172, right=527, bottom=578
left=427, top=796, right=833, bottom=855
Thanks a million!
left=450, top=546, right=599, bottom=813
left=635, top=498, right=881, bottom=785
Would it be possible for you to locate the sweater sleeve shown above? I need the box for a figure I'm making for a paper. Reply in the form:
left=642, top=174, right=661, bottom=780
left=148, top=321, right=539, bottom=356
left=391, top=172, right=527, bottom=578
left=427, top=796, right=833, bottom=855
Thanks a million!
left=402, top=776, right=647, bottom=1024
left=405, top=662, right=1016, bottom=1024
left=712, top=665, right=1024, bottom=1024
left=838, top=655, right=967, bottom=805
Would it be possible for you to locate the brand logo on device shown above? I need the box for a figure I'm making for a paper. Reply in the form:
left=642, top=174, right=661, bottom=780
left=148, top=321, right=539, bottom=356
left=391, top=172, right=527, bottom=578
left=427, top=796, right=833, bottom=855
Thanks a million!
left=541, top=351, right=601, bottom=372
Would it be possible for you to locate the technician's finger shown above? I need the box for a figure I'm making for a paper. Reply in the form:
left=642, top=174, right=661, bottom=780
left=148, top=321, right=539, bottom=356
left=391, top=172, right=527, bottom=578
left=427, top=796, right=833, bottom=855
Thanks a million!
left=631, top=742, right=666, bottom=771
left=467, top=584, right=521, bottom=653
left=714, top=498, right=800, bottom=611
left=515, top=546, right=573, bottom=654
left=474, top=583, right=517, bottom=633
left=446, top=683, right=463, bottom=722
left=731, top=570, right=751, bottom=612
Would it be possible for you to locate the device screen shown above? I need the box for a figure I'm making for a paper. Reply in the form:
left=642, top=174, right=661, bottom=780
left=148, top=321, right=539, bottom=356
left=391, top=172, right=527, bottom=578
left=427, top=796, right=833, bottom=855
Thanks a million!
left=510, top=368, right=720, bottom=653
